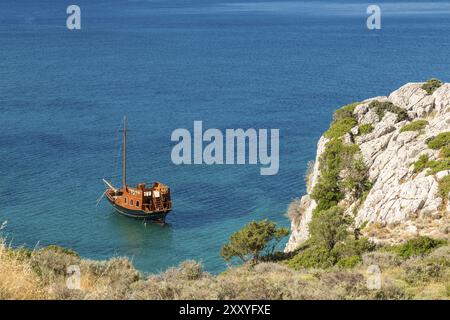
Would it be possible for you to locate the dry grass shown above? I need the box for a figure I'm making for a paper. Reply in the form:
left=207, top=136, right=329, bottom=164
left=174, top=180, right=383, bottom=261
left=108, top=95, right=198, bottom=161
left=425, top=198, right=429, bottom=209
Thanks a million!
left=0, top=236, right=448, bottom=300
left=0, top=240, right=47, bottom=299
left=286, top=198, right=303, bottom=223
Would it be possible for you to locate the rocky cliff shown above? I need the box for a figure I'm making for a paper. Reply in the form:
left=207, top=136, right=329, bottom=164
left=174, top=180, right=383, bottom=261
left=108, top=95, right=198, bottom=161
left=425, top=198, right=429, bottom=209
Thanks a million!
left=285, top=81, right=450, bottom=252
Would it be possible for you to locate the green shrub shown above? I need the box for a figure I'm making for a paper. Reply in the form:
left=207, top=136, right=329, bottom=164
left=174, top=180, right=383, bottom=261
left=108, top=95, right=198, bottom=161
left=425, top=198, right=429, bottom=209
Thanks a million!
left=220, top=219, right=289, bottom=263
left=421, top=78, right=443, bottom=95
left=288, top=236, right=375, bottom=270
left=286, top=245, right=337, bottom=269
left=413, top=154, right=430, bottom=173
left=358, top=124, right=374, bottom=135
left=390, top=237, right=446, bottom=259
left=342, top=157, right=372, bottom=200
left=332, top=237, right=375, bottom=269
left=333, top=102, right=359, bottom=122
left=324, top=103, right=360, bottom=139
left=311, top=139, right=344, bottom=211
left=336, top=255, right=362, bottom=268
left=400, top=120, right=428, bottom=133
left=311, top=171, right=344, bottom=211
left=324, top=117, right=358, bottom=139
left=369, top=100, right=408, bottom=122
left=309, top=206, right=351, bottom=250
left=413, top=154, right=450, bottom=175
left=427, top=132, right=450, bottom=150
left=311, top=139, right=361, bottom=211
left=333, top=237, right=376, bottom=259
left=440, top=146, right=450, bottom=158
left=426, top=158, right=450, bottom=175
left=438, top=175, right=450, bottom=201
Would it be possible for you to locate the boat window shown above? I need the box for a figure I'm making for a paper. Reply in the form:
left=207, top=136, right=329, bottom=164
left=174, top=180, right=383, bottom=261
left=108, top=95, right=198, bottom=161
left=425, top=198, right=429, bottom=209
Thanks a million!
left=124, top=198, right=127, bottom=203
left=136, top=201, right=139, bottom=207
left=130, top=200, right=134, bottom=205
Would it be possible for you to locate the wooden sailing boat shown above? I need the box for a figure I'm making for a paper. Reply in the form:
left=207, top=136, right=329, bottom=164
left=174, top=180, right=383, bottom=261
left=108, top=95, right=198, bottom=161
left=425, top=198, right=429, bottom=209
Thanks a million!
left=103, top=117, right=172, bottom=223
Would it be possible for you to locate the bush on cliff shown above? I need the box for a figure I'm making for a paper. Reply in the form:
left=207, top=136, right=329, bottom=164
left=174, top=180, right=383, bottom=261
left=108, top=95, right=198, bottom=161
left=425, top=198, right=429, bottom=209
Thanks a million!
left=342, top=157, right=372, bottom=201
left=438, top=175, right=450, bottom=202
left=440, top=145, right=450, bottom=158
left=324, top=117, right=357, bottom=139
left=286, top=205, right=376, bottom=270
left=369, top=100, right=408, bottom=122
left=413, top=154, right=430, bottom=173
left=427, top=132, right=450, bottom=150
left=332, top=102, right=359, bottom=122
left=308, top=206, right=351, bottom=250
left=426, top=159, right=450, bottom=175
left=412, top=152, right=450, bottom=175
left=287, top=244, right=337, bottom=269
left=411, top=132, right=450, bottom=175
left=422, top=78, right=443, bottom=95
left=311, top=137, right=369, bottom=210
left=220, top=219, right=289, bottom=264
left=324, top=102, right=359, bottom=139
left=357, top=123, right=374, bottom=135
left=311, top=138, right=361, bottom=211
left=400, top=120, right=428, bottom=133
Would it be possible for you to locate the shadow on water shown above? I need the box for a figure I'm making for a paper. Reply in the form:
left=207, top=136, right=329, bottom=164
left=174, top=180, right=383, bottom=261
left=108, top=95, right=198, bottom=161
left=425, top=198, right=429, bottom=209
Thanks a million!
left=106, top=210, right=175, bottom=257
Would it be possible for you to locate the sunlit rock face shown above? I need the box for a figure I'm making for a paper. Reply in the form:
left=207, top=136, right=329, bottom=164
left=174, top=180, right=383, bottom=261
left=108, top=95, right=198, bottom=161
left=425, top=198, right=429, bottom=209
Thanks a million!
left=285, top=82, right=450, bottom=252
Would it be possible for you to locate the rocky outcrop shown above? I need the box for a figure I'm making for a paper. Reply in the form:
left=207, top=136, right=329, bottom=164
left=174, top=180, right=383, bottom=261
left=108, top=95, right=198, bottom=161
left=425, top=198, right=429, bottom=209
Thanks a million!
left=285, top=82, right=450, bottom=252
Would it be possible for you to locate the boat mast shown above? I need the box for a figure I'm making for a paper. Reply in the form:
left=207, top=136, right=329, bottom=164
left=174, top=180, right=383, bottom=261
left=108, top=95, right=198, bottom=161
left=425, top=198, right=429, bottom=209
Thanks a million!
left=123, top=116, right=127, bottom=190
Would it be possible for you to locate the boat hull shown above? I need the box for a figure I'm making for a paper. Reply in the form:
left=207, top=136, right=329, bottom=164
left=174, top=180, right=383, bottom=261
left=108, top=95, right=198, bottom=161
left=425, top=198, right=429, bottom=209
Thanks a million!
left=107, top=197, right=170, bottom=222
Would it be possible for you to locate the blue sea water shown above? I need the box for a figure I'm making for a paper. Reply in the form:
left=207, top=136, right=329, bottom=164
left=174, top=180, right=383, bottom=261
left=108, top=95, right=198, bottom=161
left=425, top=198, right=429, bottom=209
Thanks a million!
left=0, top=0, right=449, bottom=273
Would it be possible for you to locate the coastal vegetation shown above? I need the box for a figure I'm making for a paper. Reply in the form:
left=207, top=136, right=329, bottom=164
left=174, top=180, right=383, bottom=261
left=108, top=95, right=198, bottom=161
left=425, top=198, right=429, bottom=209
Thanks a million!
left=358, top=124, right=374, bottom=135
left=1, top=232, right=448, bottom=300
left=368, top=100, right=408, bottom=122
left=323, top=102, right=359, bottom=139
left=413, top=155, right=450, bottom=175
left=413, top=154, right=431, bottom=173
left=313, top=103, right=372, bottom=206
left=2, top=82, right=449, bottom=300
left=427, top=132, right=450, bottom=150
left=387, top=237, right=446, bottom=259
left=220, top=219, right=289, bottom=263
left=438, top=175, right=450, bottom=203
left=285, top=102, right=379, bottom=271
left=422, top=78, right=443, bottom=95
left=413, top=132, right=450, bottom=175
left=400, top=120, right=428, bottom=133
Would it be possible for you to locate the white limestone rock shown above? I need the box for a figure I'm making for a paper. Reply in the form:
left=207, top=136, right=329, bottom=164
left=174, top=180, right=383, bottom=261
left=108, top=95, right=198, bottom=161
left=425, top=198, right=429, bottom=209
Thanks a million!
left=285, top=81, right=450, bottom=252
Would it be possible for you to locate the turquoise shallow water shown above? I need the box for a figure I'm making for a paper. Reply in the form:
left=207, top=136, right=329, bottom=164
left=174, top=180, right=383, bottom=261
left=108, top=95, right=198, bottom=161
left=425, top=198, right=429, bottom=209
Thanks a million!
left=1, top=0, right=450, bottom=273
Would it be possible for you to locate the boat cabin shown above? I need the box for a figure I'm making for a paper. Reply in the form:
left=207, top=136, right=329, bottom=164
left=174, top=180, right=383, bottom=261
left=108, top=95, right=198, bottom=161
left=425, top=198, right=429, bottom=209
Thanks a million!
left=107, top=182, right=171, bottom=213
